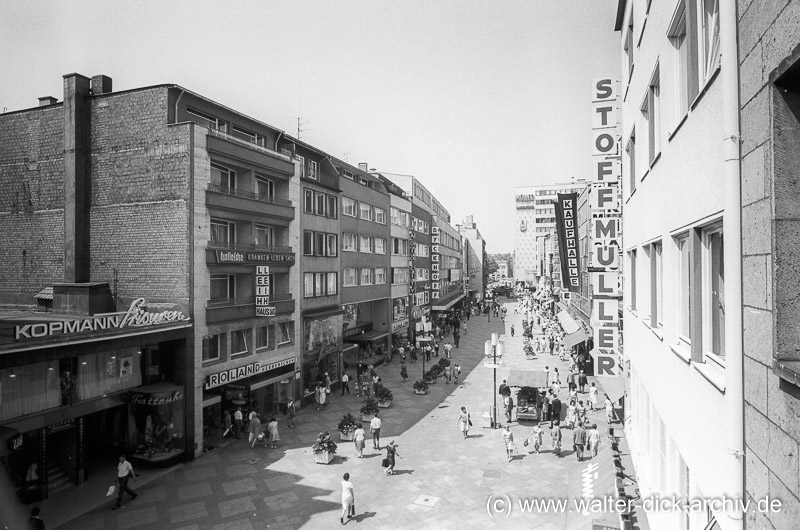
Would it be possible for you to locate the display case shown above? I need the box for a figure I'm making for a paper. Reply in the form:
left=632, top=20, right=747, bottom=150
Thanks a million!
left=128, top=383, right=185, bottom=464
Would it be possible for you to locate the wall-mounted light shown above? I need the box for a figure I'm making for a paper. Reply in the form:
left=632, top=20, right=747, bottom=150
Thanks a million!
left=9, top=369, right=16, bottom=378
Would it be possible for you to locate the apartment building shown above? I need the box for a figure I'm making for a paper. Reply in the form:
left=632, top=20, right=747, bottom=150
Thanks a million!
left=458, top=216, right=487, bottom=303
left=379, top=175, right=413, bottom=348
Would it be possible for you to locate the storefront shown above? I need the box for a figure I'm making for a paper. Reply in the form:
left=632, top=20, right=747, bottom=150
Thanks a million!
left=0, top=298, right=191, bottom=502
left=301, top=307, right=344, bottom=403
left=390, top=317, right=410, bottom=352
left=202, top=356, right=297, bottom=446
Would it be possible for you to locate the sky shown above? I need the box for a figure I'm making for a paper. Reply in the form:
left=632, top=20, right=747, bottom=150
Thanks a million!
left=0, top=0, right=620, bottom=254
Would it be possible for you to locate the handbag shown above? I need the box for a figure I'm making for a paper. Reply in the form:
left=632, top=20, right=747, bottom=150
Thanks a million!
left=106, top=483, right=116, bottom=497
left=381, top=458, right=389, bottom=468
left=523, top=440, right=529, bottom=447
left=468, top=419, right=473, bottom=427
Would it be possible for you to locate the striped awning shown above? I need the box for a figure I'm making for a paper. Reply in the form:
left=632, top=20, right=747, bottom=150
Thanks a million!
left=34, top=287, right=53, bottom=300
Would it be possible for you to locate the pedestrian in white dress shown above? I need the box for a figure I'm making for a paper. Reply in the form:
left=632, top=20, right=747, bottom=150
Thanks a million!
left=340, top=473, right=355, bottom=524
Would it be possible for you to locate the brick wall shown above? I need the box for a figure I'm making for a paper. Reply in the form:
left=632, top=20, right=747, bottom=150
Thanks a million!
left=739, top=1, right=800, bottom=528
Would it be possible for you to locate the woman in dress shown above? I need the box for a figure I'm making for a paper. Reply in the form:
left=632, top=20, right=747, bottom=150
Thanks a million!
left=400, top=363, right=408, bottom=383
left=384, top=441, right=400, bottom=475
left=267, top=417, right=280, bottom=449
left=353, top=423, right=366, bottom=458
left=456, top=406, right=471, bottom=439
left=501, top=424, right=516, bottom=461
left=340, top=472, right=354, bottom=525
left=565, top=400, right=577, bottom=429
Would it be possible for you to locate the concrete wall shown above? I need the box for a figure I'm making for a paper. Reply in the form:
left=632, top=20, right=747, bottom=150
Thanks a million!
left=739, top=1, right=800, bottom=528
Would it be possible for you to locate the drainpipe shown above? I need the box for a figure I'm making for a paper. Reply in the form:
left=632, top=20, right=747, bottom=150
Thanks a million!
left=275, top=131, right=284, bottom=151
left=720, top=0, right=744, bottom=528
left=174, top=89, right=184, bottom=124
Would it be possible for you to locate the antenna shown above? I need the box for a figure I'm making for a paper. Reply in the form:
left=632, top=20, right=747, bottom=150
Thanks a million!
left=343, top=152, right=350, bottom=163
left=297, top=117, right=309, bottom=140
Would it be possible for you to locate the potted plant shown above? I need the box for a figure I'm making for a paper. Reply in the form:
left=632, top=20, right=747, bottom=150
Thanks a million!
left=412, top=380, right=429, bottom=395
left=437, top=358, right=451, bottom=368
left=360, top=398, right=380, bottom=421
left=424, top=370, right=438, bottom=384
left=375, top=386, right=393, bottom=407
left=337, top=413, right=359, bottom=441
left=311, top=431, right=337, bottom=464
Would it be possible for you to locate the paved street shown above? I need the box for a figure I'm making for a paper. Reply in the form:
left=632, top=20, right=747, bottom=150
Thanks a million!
left=51, top=302, right=621, bottom=529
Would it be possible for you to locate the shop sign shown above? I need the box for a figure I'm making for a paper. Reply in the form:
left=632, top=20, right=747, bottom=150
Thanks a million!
left=14, top=298, right=190, bottom=340
left=391, top=318, right=409, bottom=332
left=46, top=419, right=76, bottom=435
left=255, top=267, right=274, bottom=317
left=7, top=433, right=23, bottom=452
left=217, top=251, right=295, bottom=264
left=205, top=357, right=297, bottom=389
left=279, top=379, right=290, bottom=384
left=431, top=227, right=440, bottom=300
left=554, top=193, right=580, bottom=292
left=130, top=390, right=184, bottom=406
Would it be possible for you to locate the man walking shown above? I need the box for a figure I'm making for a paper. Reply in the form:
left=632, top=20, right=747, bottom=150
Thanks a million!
left=510, top=325, right=515, bottom=337
left=233, top=408, right=243, bottom=439
left=113, top=455, right=138, bottom=510
left=286, top=398, right=296, bottom=428
left=551, top=394, right=562, bottom=425
left=248, top=414, right=262, bottom=449
left=341, top=372, right=350, bottom=395
left=573, top=422, right=587, bottom=462
left=578, top=370, right=588, bottom=393
left=370, top=414, right=382, bottom=450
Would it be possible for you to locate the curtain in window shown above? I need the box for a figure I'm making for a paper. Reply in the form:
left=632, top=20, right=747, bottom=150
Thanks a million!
left=76, top=349, right=142, bottom=401
left=703, top=0, right=720, bottom=79
left=0, top=361, right=60, bottom=422
left=210, top=222, right=228, bottom=243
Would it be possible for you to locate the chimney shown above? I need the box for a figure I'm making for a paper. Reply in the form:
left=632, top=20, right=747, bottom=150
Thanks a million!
left=358, top=163, right=369, bottom=172
left=90, top=75, right=112, bottom=95
left=38, top=96, right=58, bottom=106
left=63, top=73, right=91, bottom=283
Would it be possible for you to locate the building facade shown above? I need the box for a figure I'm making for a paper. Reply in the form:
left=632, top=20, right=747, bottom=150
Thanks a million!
left=458, top=216, right=487, bottom=302
left=379, top=176, right=413, bottom=349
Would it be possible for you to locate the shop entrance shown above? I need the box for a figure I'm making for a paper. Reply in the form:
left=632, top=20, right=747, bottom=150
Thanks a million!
left=83, top=405, right=127, bottom=479
left=44, top=424, right=78, bottom=496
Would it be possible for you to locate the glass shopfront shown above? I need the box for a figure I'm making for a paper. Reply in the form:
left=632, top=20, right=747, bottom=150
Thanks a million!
left=302, top=314, right=343, bottom=399
left=128, top=384, right=185, bottom=463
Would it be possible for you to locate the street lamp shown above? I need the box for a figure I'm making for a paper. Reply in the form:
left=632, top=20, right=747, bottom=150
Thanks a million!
left=486, top=332, right=499, bottom=428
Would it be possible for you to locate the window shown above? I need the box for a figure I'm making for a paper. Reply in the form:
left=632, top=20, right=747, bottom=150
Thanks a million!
left=256, top=325, right=270, bottom=350
left=277, top=322, right=293, bottom=345
left=703, top=223, right=725, bottom=363
left=326, top=195, right=338, bottom=218
left=416, top=243, right=429, bottom=257
left=650, top=241, right=663, bottom=328
left=202, top=333, right=224, bottom=362
left=375, top=268, right=386, bottom=284
left=315, top=192, right=326, bottom=215
left=231, top=329, right=249, bottom=356
left=360, top=203, right=373, bottom=221
left=374, top=207, right=386, bottom=224
left=626, top=129, right=637, bottom=195
left=254, top=224, right=273, bottom=247
left=211, top=163, right=236, bottom=189
left=326, top=272, right=338, bottom=295
left=309, top=160, right=318, bottom=180
left=315, top=232, right=325, bottom=256
left=699, top=0, right=720, bottom=83
left=304, top=273, right=314, bottom=298
left=297, top=155, right=306, bottom=178
left=416, top=267, right=429, bottom=281
left=374, top=238, right=387, bottom=255
left=676, top=235, right=692, bottom=341
left=304, top=189, right=314, bottom=213
left=343, top=268, right=358, bottom=287
left=628, top=250, right=637, bottom=311
left=360, top=236, right=373, bottom=253
left=668, top=4, right=690, bottom=122
left=326, top=234, right=338, bottom=257
left=210, top=274, right=235, bottom=300
left=624, top=7, right=635, bottom=81
left=646, top=66, right=661, bottom=164
left=187, top=108, right=228, bottom=132
left=342, top=233, right=358, bottom=252
left=303, top=231, right=314, bottom=255
left=255, top=175, right=274, bottom=198
left=232, top=125, right=265, bottom=146
left=392, top=238, right=409, bottom=256
left=360, top=268, right=374, bottom=285
left=314, top=273, right=325, bottom=297
left=392, top=268, right=409, bottom=285
left=342, top=197, right=357, bottom=217
left=210, top=219, right=236, bottom=244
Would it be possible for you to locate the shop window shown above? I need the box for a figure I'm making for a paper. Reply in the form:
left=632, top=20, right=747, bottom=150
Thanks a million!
left=256, top=325, right=270, bottom=350
left=203, top=333, right=226, bottom=362
left=277, top=322, right=294, bottom=345
left=231, top=329, right=250, bottom=357
left=0, top=361, right=60, bottom=422
left=129, top=386, right=185, bottom=462
left=76, top=349, right=142, bottom=401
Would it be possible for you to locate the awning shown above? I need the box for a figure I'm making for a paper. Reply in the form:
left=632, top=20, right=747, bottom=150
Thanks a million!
left=34, top=287, right=53, bottom=300
left=556, top=301, right=570, bottom=313
left=302, top=306, right=345, bottom=319
left=506, top=369, right=548, bottom=389
left=556, top=310, right=581, bottom=335
left=432, top=292, right=465, bottom=311
left=564, top=328, right=590, bottom=348
left=343, top=331, right=389, bottom=343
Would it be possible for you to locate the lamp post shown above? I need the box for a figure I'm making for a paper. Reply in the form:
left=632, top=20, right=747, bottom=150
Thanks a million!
left=490, top=332, right=498, bottom=428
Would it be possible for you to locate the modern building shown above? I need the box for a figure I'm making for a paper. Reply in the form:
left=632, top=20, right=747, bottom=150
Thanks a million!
left=514, top=182, right=586, bottom=286
left=615, top=1, right=743, bottom=529
left=335, top=160, right=391, bottom=367
left=738, top=3, right=800, bottom=529
left=430, top=199, right=465, bottom=318
left=496, top=260, right=509, bottom=279
left=458, top=216, right=487, bottom=303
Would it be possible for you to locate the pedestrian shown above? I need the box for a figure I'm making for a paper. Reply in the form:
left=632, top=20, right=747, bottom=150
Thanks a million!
left=550, top=421, right=562, bottom=455
left=525, top=422, right=545, bottom=454
left=566, top=400, right=577, bottom=429
left=223, top=410, right=233, bottom=438
left=325, top=372, right=332, bottom=394
left=383, top=441, right=400, bottom=475
left=341, top=372, right=350, bottom=395
left=463, top=321, right=468, bottom=334
left=501, top=424, right=517, bottom=461
left=445, top=364, right=452, bottom=384
left=341, top=472, right=355, bottom=525
left=286, top=398, right=296, bottom=428
left=549, top=336, right=555, bottom=355
left=577, top=400, right=587, bottom=425
left=541, top=391, right=551, bottom=422
left=248, top=414, right=262, bottom=449
left=112, top=454, right=138, bottom=510
left=454, top=363, right=461, bottom=384
left=573, top=422, right=587, bottom=462
left=567, top=370, right=576, bottom=393
left=578, top=370, right=588, bottom=393
left=511, top=325, right=515, bottom=337
left=410, top=347, right=417, bottom=364
left=603, top=394, right=616, bottom=424
left=454, top=332, right=460, bottom=349
left=588, top=423, right=601, bottom=458
left=267, top=417, right=280, bottom=449
left=353, top=423, right=366, bottom=458
left=589, top=383, right=598, bottom=411
left=400, top=363, right=408, bottom=383
left=544, top=365, right=550, bottom=386
left=456, top=406, right=471, bottom=439
left=551, top=394, right=562, bottom=424
left=233, top=408, right=243, bottom=439
left=444, top=342, right=452, bottom=359
left=28, top=507, right=45, bottom=530
left=370, top=414, right=382, bottom=449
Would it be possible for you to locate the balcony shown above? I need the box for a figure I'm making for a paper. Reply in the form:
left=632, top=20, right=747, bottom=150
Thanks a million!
left=206, top=294, right=295, bottom=324
left=206, top=184, right=295, bottom=220
left=207, top=241, right=293, bottom=254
